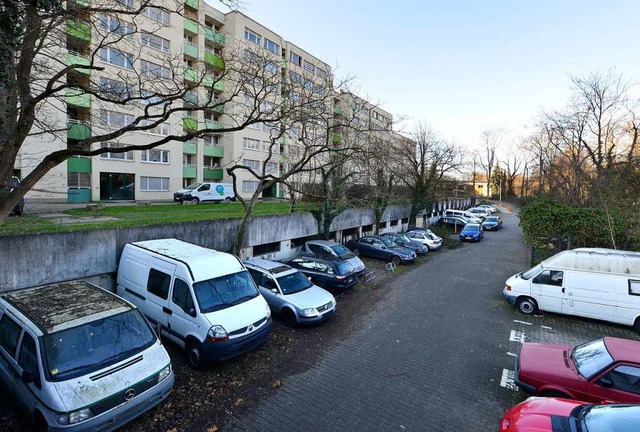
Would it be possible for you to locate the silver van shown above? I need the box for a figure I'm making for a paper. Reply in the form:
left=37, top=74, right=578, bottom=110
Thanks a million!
left=0, top=281, right=173, bottom=432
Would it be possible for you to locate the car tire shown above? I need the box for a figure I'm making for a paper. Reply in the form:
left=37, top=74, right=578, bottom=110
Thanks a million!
left=391, top=256, right=401, bottom=266
left=281, top=308, right=297, bottom=327
left=517, top=297, right=538, bottom=315
left=224, top=197, right=232, bottom=202
left=14, top=204, right=24, bottom=216
left=541, top=390, right=569, bottom=398
left=32, top=411, right=48, bottom=432
left=191, top=197, right=200, bottom=204
left=186, top=340, right=205, bottom=370
left=634, top=317, right=640, bottom=334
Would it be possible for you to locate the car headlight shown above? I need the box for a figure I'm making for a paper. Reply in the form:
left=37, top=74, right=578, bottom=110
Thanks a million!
left=158, top=364, right=171, bottom=383
left=62, top=408, right=93, bottom=424
left=207, top=325, right=228, bottom=341
left=264, top=303, right=272, bottom=319
left=300, top=308, right=316, bottom=317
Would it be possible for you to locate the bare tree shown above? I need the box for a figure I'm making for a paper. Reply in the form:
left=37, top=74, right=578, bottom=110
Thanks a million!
left=478, top=128, right=504, bottom=198
left=502, top=147, right=523, bottom=197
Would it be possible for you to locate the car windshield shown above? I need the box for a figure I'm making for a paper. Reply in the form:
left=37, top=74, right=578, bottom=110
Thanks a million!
left=42, top=310, right=156, bottom=381
left=486, top=217, right=498, bottom=222
left=330, top=244, right=353, bottom=258
left=276, top=271, right=312, bottom=295
left=380, top=238, right=395, bottom=247
left=577, top=404, right=640, bottom=431
left=185, top=182, right=203, bottom=190
left=520, top=264, right=542, bottom=280
left=193, top=271, right=259, bottom=313
left=571, top=338, right=614, bottom=379
left=336, top=261, right=355, bottom=275
left=464, top=225, right=480, bottom=232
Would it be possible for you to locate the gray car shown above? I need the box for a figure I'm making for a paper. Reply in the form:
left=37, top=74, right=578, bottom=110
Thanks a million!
left=304, top=240, right=366, bottom=277
left=244, top=258, right=336, bottom=326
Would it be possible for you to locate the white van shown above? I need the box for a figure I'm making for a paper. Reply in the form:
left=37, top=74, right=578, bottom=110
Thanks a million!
left=117, top=239, right=272, bottom=369
left=173, top=182, right=235, bottom=203
left=0, top=280, right=173, bottom=431
left=444, top=209, right=483, bottom=224
left=503, top=248, right=640, bottom=332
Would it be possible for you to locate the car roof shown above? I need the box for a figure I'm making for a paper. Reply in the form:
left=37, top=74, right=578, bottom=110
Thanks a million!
left=306, top=240, right=340, bottom=246
left=604, top=337, right=640, bottom=362
left=294, top=254, right=339, bottom=265
left=244, top=257, right=295, bottom=275
left=463, top=223, right=481, bottom=228
left=0, top=281, right=132, bottom=335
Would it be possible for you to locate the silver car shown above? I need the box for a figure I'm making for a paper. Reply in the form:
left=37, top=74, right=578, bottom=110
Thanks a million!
left=304, top=240, right=366, bottom=276
left=244, top=258, right=336, bottom=326
left=405, top=229, right=444, bottom=250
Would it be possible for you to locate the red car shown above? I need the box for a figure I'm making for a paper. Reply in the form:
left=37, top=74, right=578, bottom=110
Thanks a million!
left=500, top=397, right=640, bottom=431
left=515, top=337, right=640, bottom=403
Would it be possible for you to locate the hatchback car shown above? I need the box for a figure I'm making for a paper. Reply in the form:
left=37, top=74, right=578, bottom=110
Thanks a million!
left=482, top=215, right=503, bottom=231
left=304, top=240, right=366, bottom=277
left=515, top=337, right=640, bottom=403
left=500, top=397, right=640, bottom=432
left=345, top=235, right=416, bottom=265
left=380, top=233, right=429, bottom=256
left=244, top=258, right=336, bottom=326
left=404, top=229, right=443, bottom=250
left=286, top=255, right=358, bottom=291
left=478, top=204, right=497, bottom=214
left=459, top=223, right=484, bottom=242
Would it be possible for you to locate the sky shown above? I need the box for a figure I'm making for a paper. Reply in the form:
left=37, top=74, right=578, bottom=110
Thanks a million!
left=207, top=0, right=640, bottom=150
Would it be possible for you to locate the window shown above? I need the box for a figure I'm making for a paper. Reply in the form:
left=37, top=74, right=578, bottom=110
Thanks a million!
left=141, top=32, right=170, bottom=53
left=140, top=149, right=169, bottom=163
left=602, top=365, right=640, bottom=394
left=141, top=176, right=170, bottom=191
left=244, top=28, right=261, bottom=45
left=18, top=333, right=41, bottom=388
left=243, top=180, right=259, bottom=192
left=172, top=279, right=196, bottom=317
left=147, top=268, right=171, bottom=299
left=265, top=62, right=279, bottom=74
left=140, top=89, right=164, bottom=106
left=101, top=110, right=134, bottom=129
left=98, top=47, right=134, bottom=70
left=140, top=60, right=171, bottom=80
left=203, top=156, right=219, bottom=167
left=290, top=51, right=301, bottom=66
left=253, top=241, right=281, bottom=256
left=247, top=122, right=261, bottom=130
left=100, top=142, right=133, bottom=160
left=116, top=0, right=133, bottom=6
left=243, top=159, right=260, bottom=171
left=630, top=280, right=640, bottom=296
left=303, top=60, right=315, bottom=73
left=99, top=14, right=134, bottom=39
left=317, top=68, right=327, bottom=78
left=243, top=137, right=260, bottom=150
left=289, top=71, right=302, bottom=83
left=143, top=6, right=171, bottom=25
left=264, top=38, right=279, bottom=54
left=532, top=270, right=563, bottom=286
left=98, top=77, right=133, bottom=101
left=203, top=135, right=219, bottom=146
left=0, top=314, right=21, bottom=357
left=140, top=120, right=170, bottom=135
left=67, top=172, right=91, bottom=189
left=265, top=162, right=277, bottom=173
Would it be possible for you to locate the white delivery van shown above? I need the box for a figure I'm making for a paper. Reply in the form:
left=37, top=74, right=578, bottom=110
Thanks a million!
left=0, top=280, right=173, bottom=432
left=117, top=239, right=272, bottom=369
left=503, top=248, right=640, bottom=332
left=173, top=182, right=235, bottom=203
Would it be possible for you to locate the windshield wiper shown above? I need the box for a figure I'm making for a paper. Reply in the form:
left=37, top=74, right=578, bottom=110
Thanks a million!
left=204, top=302, right=232, bottom=312
left=231, top=294, right=256, bottom=306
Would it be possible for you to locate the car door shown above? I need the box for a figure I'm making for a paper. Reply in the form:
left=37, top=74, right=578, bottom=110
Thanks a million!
left=587, top=364, right=640, bottom=403
left=530, top=270, right=564, bottom=313
left=370, top=239, right=388, bottom=260
left=144, top=261, right=176, bottom=337
left=13, top=330, right=42, bottom=416
left=197, top=183, right=212, bottom=201
left=356, top=238, right=373, bottom=258
left=167, top=278, right=197, bottom=347
left=0, top=313, right=22, bottom=398
left=256, top=273, right=283, bottom=310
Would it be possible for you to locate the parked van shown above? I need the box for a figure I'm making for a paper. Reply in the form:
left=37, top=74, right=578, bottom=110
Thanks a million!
left=444, top=209, right=482, bottom=223
left=173, top=182, right=235, bottom=203
left=0, top=280, right=173, bottom=432
left=117, top=239, right=272, bottom=369
left=503, top=248, right=640, bottom=332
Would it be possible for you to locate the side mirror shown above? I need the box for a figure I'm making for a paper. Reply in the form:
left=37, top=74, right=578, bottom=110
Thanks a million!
left=598, top=376, right=613, bottom=388
left=188, top=308, right=196, bottom=317
left=270, top=288, right=278, bottom=294
left=21, top=370, right=34, bottom=384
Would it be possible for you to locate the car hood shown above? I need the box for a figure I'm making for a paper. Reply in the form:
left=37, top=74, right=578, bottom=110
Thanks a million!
left=284, top=285, right=334, bottom=308
left=519, top=343, right=579, bottom=383
left=505, top=397, right=580, bottom=432
left=204, top=295, right=268, bottom=332
left=391, top=246, right=416, bottom=257
left=461, top=230, right=481, bottom=235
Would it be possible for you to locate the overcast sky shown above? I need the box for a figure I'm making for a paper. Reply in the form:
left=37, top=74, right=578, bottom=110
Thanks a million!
left=207, top=0, right=640, bottom=150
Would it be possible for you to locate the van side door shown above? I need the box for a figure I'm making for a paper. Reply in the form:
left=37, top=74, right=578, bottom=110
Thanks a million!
left=144, top=259, right=177, bottom=336
left=167, top=278, right=198, bottom=348
left=530, top=270, right=564, bottom=313
left=563, top=272, right=615, bottom=321
left=14, top=330, right=43, bottom=416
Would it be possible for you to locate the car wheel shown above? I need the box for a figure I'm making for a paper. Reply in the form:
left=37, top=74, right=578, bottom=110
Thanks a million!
left=14, top=204, right=24, bottom=216
left=281, top=308, right=297, bottom=327
left=391, top=256, right=401, bottom=266
left=634, top=317, right=640, bottom=334
left=224, top=197, right=232, bottom=202
left=32, top=411, right=48, bottom=432
left=191, top=197, right=200, bottom=204
left=517, top=297, right=538, bottom=315
left=186, top=340, right=204, bottom=370
left=541, top=390, right=569, bottom=398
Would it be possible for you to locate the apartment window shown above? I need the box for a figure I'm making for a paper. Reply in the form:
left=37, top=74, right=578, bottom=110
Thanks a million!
left=99, top=14, right=134, bottom=38
left=262, top=141, right=278, bottom=152
left=243, top=137, right=260, bottom=150
left=98, top=47, right=134, bottom=70
left=303, top=60, right=315, bottom=73
left=140, top=60, right=171, bottom=80
left=203, top=156, right=219, bottom=167
left=100, top=142, right=133, bottom=160
left=243, top=180, right=259, bottom=192
left=265, top=162, right=277, bottom=173
left=260, top=101, right=274, bottom=113
left=203, top=135, right=219, bottom=146
left=67, top=172, right=91, bottom=189
left=140, top=120, right=170, bottom=135
left=290, top=51, right=301, bottom=66
left=116, top=0, right=133, bottom=7
left=265, top=62, right=279, bottom=74
left=140, top=176, right=170, bottom=191
left=101, top=110, right=133, bottom=129
left=141, top=32, right=171, bottom=53
left=98, top=77, right=133, bottom=101
left=317, top=68, right=327, bottom=79
left=183, top=154, right=194, bottom=166
left=247, top=122, right=261, bottom=130
left=143, top=6, right=171, bottom=25
left=243, top=159, right=260, bottom=171
left=244, top=28, right=261, bottom=45
left=140, top=149, right=169, bottom=163
left=262, top=123, right=278, bottom=134
left=289, top=71, right=301, bottom=83
left=140, top=89, right=164, bottom=106
left=264, top=38, right=279, bottom=54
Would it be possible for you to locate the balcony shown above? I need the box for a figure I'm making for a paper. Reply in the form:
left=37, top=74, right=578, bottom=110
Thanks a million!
left=205, top=99, right=224, bottom=113
left=67, top=157, right=91, bottom=173
left=66, top=87, right=91, bottom=108
left=183, top=117, right=198, bottom=131
left=278, top=154, right=285, bottom=164
left=204, top=51, right=224, bottom=69
left=203, top=145, right=224, bottom=158
left=183, top=165, right=197, bottom=178
left=184, top=18, right=199, bottom=34
left=185, top=0, right=198, bottom=9
left=67, top=52, right=91, bottom=74
left=183, top=92, right=198, bottom=105
left=67, top=19, right=91, bottom=41
left=184, top=68, right=198, bottom=82
left=202, top=74, right=224, bottom=92
left=204, top=27, right=225, bottom=45
left=183, top=41, right=198, bottom=58
left=204, top=119, right=223, bottom=131
left=183, top=141, right=198, bottom=154
left=67, top=119, right=92, bottom=140
left=203, top=168, right=223, bottom=181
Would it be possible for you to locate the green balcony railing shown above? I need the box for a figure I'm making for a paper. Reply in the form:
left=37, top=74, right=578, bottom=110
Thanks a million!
left=67, top=52, right=91, bottom=74
left=204, top=27, right=225, bottom=45
left=67, top=19, right=91, bottom=41
left=67, top=157, right=91, bottom=173
left=183, top=41, right=198, bottom=58
left=183, top=141, right=198, bottom=154
left=202, top=75, right=224, bottom=92
left=184, top=68, right=198, bottom=82
left=204, top=51, right=224, bottom=69
left=67, top=120, right=92, bottom=140
left=203, top=145, right=224, bottom=158
left=204, top=119, right=223, bottom=130
left=185, top=0, right=198, bottom=9
left=278, top=154, right=285, bottom=164
left=183, top=117, right=198, bottom=131
left=205, top=99, right=224, bottom=113
left=66, top=88, right=91, bottom=108
left=184, top=18, right=199, bottom=34
left=183, top=93, right=198, bottom=105
left=203, top=168, right=223, bottom=180
left=183, top=165, right=197, bottom=178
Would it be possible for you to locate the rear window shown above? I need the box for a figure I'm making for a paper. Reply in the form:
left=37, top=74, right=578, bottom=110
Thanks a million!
left=330, top=244, right=352, bottom=258
left=336, top=261, right=354, bottom=276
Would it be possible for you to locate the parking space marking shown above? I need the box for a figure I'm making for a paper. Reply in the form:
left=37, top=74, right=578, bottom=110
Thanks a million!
left=509, top=330, right=526, bottom=343
left=541, top=325, right=553, bottom=330
left=500, top=369, right=518, bottom=391
left=513, top=320, right=532, bottom=325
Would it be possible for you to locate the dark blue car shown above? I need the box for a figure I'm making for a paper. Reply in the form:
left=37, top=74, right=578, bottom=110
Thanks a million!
left=346, top=235, right=416, bottom=265
left=459, top=223, right=484, bottom=242
left=482, top=216, right=503, bottom=231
